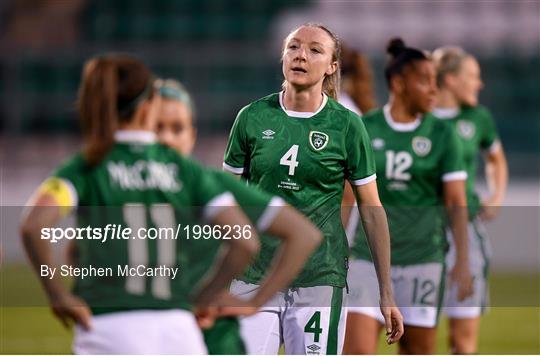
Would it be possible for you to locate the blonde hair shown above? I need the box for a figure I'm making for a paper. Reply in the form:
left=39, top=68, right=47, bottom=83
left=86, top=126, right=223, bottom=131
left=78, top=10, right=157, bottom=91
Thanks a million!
left=281, top=23, right=341, bottom=100
left=432, top=46, right=471, bottom=88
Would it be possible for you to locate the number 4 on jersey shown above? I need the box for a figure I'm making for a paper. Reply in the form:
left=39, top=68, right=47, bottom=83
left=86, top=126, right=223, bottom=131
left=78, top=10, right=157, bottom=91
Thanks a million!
left=280, top=144, right=299, bottom=176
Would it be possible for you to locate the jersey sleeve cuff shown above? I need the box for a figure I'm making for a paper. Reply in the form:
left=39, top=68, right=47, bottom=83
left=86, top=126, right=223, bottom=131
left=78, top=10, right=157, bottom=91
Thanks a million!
left=350, top=174, right=377, bottom=186
left=485, top=139, right=501, bottom=155
left=442, top=171, right=468, bottom=182
left=256, top=197, right=286, bottom=232
left=202, top=192, right=237, bottom=222
left=222, top=162, right=245, bottom=175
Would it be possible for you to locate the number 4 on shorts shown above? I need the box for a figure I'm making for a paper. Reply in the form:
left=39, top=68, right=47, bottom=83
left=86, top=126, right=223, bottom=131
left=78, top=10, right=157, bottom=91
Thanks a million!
left=304, top=311, right=323, bottom=342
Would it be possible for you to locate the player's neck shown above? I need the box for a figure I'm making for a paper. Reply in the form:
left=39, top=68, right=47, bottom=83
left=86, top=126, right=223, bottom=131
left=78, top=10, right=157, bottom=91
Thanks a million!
left=282, top=86, right=324, bottom=112
left=388, top=98, right=419, bottom=123
left=435, top=89, right=460, bottom=109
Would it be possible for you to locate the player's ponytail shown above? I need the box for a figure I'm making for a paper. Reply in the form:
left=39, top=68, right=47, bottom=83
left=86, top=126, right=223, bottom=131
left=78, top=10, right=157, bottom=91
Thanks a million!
left=78, top=54, right=153, bottom=166
left=384, top=37, right=429, bottom=88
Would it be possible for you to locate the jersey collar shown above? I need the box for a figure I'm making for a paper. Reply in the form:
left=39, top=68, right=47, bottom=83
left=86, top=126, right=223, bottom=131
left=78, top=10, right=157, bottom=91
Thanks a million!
left=432, top=107, right=460, bottom=119
left=383, top=104, right=421, bottom=132
left=279, top=91, right=328, bottom=118
left=114, top=130, right=157, bottom=144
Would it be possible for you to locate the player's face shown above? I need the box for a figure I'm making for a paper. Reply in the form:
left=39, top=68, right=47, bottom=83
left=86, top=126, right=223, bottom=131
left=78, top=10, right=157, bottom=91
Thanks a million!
left=453, top=56, right=483, bottom=107
left=402, top=60, right=437, bottom=114
left=156, top=99, right=196, bottom=156
left=282, top=26, right=337, bottom=91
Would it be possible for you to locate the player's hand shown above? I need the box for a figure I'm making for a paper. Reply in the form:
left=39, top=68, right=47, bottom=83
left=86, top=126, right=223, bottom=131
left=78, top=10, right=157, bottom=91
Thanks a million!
left=194, top=291, right=259, bottom=329
left=194, top=306, right=219, bottom=329
left=479, top=198, right=500, bottom=221
left=379, top=295, right=404, bottom=344
left=450, top=263, right=474, bottom=301
left=49, top=292, right=92, bottom=330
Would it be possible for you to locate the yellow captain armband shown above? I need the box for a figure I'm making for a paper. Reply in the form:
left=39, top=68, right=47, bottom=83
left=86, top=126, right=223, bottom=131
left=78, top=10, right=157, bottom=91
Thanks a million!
left=34, top=177, right=78, bottom=217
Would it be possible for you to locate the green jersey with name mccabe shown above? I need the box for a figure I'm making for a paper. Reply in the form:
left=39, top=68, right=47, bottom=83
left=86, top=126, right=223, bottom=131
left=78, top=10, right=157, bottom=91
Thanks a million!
left=50, top=135, right=274, bottom=315
left=351, top=106, right=466, bottom=265
left=432, top=106, right=499, bottom=218
left=224, top=92, right=376, bottom=287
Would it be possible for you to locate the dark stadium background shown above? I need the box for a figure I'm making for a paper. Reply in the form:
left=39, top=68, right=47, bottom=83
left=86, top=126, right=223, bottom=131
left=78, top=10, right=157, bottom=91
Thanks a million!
left=0, top=0, right=538, bottom=354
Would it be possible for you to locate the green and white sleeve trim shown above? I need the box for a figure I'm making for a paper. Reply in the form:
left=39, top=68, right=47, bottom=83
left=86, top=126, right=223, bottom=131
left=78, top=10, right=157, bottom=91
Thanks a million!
left=442, top=171, right=468, bottom=182
left=351, top=174, right=377, bottom=186
left=222, top=162, right=245, bottom=175
left=202, top=192, right=236, bottom=222
left=485, top=139, right=501, bottom=155
left=257, top=197, right=286, bottom=232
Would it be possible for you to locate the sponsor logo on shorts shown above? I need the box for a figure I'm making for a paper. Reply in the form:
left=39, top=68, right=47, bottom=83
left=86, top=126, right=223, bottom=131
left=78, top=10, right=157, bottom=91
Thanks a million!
left=307, top=344, right=321, bottom=354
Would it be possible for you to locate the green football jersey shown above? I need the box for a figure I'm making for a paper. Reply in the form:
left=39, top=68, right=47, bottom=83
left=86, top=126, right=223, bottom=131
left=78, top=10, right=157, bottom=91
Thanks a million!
left=351, top=105, right=466, bottom=265
left=224, top=92, right=376, bottom=287
left=432, top=106, right=499, bottom=218
left=49, top=131, right=275, bottom=314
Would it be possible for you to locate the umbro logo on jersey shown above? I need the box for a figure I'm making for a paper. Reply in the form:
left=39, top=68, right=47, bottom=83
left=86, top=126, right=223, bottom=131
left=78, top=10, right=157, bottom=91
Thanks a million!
left=309, top=131, right=329, bottom=151
left=372, top=138, right=385, bottom=150
left=262, top=129, right=275, bottom=139
left=306, top=344, right=321, bottom=354
left=457, top=120, right=475, bottom=139
left=412, top=136, right=432, bottom=156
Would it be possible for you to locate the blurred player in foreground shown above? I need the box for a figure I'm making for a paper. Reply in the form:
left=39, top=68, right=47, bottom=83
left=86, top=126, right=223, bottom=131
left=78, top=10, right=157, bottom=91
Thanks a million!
left=155, top=78, right=324, bottom=354
left=432, top=46, right=508, bottom=354
left=20, top=54, right=320, bottom=354
left=223, top=23, right=403, bottom=354
left=343, top=38, right=473, bottom=354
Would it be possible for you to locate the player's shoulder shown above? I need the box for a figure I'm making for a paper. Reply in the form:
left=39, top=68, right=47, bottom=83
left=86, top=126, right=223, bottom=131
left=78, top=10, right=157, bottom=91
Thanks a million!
left=243, top=93, right=281, bottom=113
left=424, top=112, right=455, bottom=135
left=462, top=104, right=493, bottom=121
left=53, top=152, right=90, bottom=177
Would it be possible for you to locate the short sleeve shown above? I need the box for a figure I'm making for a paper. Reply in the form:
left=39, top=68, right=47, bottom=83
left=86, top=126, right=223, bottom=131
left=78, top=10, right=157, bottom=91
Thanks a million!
left=223, top=105, right=250, bottom=174
left=345, top=113, right=377, bottom=186
left=213, top=170, right=286, bottom=232
left=478, top=107, right=500, bottom=153
left=50, top=154, right=89, bottom=206
left=441, top=124, right=467, bottom=182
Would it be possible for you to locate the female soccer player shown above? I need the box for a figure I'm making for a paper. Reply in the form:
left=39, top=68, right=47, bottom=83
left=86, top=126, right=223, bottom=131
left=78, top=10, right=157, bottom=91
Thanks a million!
left=20, top=54, right=320, bottom=354
left=222, top=23, right=403, bottom=354
left=155, top=78, right=326, bottom=354
left=343, top=38, right=474, bottom=355
left=432, top=46, right=508, bottom=354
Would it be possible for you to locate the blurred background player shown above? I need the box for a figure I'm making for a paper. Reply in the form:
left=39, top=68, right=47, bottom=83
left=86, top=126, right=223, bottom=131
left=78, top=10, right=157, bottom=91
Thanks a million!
left=19, top=53, right=307, bottom=354
left=432, top=46, right=508, bottom=354
left=343, top=38, right=473, bottom=355
left=154, top=78, right=324, bottom=354
left=338, top=44, right=378, bottom=116
left=338, top=44, right=378, bottom=237
left=223, top=23, right=403, bottom=354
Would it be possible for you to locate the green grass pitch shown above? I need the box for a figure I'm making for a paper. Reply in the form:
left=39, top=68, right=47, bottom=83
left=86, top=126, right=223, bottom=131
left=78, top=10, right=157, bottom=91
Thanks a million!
left=1, top=264, right=538, bottom=354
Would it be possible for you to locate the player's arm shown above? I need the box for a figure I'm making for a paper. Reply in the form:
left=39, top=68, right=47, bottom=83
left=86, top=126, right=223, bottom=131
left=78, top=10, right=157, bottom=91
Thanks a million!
left=442, top=123, right=473, bottom=301
left=481, top=143, right=508, bottom=220
left=20, top=178, right=92, bottom=330
left=341, top=181, right=356, bottom=229
left=191, top=198, right=260, bottom=306
left=443, top=178, right=474, bottom=301
left=353, top=181, right=403, bottom=344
